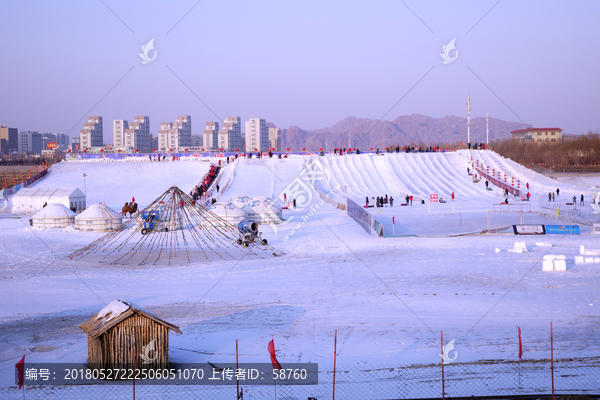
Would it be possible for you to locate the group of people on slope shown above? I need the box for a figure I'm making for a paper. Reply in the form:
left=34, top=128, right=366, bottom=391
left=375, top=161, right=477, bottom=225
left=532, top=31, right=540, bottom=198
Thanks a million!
left=365, top=194, right=396, bottom=208
left=467, top=142, right=486, bottom=150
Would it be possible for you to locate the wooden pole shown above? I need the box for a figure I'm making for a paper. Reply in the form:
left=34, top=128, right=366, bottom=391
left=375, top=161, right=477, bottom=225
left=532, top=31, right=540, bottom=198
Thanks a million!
left=551, top=322, right=554, bottom=400
left=132, top=347, right=135, bottom=400
left=332, top=330, right=337, bottom=400
left=441, top=331, right=445, bottom=400
left=236, top=340, right=239, bottom=400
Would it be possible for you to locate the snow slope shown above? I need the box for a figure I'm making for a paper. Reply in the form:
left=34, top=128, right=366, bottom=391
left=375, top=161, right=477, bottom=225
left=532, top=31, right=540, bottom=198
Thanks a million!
left=26, top=161, right=212, bottom=209
left=468, top=150, right=596, bottom=198
left=316, top=153, right=499, bottom=205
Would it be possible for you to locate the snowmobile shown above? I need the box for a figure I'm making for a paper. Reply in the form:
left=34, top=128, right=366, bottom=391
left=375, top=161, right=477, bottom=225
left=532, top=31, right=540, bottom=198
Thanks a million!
left=237, top=221, right=268, bottom=247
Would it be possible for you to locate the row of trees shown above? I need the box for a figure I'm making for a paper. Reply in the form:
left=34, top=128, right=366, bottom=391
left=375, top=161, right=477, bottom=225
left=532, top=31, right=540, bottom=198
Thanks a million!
left=492, top=132, right=600, bottom=168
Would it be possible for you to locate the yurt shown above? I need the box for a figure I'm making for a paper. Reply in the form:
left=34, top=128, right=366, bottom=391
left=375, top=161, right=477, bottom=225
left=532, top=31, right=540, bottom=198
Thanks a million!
left=31, top=203, right=76, bottom=228
left=12, top=187, right=86, bottom=213
left=75, top=204, right=123, bottom=232
left=206, top=202, right=247, bottom=224
left=230, top=195, right=251, bottom=209
left=242, top=198, right=283, bottom=224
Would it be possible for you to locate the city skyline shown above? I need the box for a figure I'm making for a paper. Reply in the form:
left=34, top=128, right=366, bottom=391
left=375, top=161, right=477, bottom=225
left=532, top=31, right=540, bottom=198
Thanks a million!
left=1, top=1, right=599, bottom=139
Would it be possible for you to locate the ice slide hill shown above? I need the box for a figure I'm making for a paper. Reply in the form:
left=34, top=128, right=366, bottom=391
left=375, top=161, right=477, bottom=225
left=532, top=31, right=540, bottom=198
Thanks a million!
left=465, top=150, right=596, bottom=197
left=27, top=161, right=211, bottom=208
left=314, top=152, right=500, bottom=204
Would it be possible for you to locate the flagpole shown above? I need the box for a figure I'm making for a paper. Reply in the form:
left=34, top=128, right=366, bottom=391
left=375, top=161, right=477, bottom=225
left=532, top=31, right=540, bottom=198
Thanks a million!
left=332, top=330, right=337, bottom=400
left=23, top=348, right=26, bottom=400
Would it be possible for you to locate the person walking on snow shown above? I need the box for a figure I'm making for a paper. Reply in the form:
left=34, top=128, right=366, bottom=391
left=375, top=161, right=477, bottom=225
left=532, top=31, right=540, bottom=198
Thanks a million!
left=467, top=167, right=470, bottom=174
left=365, top=196, right=369, bottom=206
left=526, top=182, right=529, bottom=190
left=526, top=192, right=530, bottom=201
left=410, top=195, right=413, bottom=206
left=390, top=197, right=394, bottom=207
left=292, top=198, right=296, bottom=209
left=556, top=188, right=560, bottom=196
left=405, top=194, right=410, bottom=205
left=485, top=180, right=489, bottom=189
left=572, top=195, right=577, bottom=204
left=548, top=192, right=552, bottom=202
left=552, top=192, right=555, bottom=202
left=581, top=194, right=584, bottom=206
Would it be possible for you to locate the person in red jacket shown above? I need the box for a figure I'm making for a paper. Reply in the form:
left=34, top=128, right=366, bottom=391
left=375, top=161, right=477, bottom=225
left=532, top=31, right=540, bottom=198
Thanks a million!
left=526, top=192, right=530, bottom=201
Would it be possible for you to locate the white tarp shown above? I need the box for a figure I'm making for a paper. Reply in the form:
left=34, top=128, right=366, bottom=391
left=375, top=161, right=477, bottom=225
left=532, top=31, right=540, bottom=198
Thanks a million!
left=11, top=187, right=86, bottom=213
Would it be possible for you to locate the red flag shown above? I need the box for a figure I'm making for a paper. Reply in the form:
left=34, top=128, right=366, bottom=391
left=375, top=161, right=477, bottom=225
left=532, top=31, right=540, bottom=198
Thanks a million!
left=518, top=326, right=523, bottom=360
left=268, top=338, right=282, bottom=370
left=392, top=216, right=395, bottom=225
left=16, top=354, right=25, bottom=389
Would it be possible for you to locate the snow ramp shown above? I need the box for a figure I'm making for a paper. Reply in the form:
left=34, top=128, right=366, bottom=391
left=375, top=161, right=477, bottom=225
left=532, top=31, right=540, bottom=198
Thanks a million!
left=315, top=153, right=497, bottom=204
left=466, top=150, right=595, bottom=197
left=29, top=161, right=211, bottom=208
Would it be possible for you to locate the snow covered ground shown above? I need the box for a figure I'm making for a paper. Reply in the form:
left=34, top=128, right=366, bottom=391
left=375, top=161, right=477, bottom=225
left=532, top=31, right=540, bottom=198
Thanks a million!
left=1, top=151, right=599, bottom=397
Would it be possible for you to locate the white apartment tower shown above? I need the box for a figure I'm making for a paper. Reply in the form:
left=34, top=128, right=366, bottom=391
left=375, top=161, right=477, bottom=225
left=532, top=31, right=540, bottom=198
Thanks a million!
left=124, top=116, right=151, bottom=152
left=268, top=127, right=281, bottom=152
left=158, top=115, right=192, bottom=150
left=113, top=119, right=129, bottom=148
left=245, top=118, right=269, bottom=152
left=203, top=122, right=219, bottom=150
left=218, top=116, right=243, bottom=152
left=80, top=116, right=103, bottom=149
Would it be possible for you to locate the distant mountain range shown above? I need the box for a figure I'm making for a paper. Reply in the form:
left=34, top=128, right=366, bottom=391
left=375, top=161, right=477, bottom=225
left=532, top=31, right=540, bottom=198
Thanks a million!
left=276, top=114, right=528, bottom=150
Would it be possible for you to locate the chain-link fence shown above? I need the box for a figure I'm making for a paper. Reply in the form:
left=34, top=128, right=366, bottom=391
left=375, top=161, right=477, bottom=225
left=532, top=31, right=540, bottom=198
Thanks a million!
left=2, top=357, right=599, bottom=399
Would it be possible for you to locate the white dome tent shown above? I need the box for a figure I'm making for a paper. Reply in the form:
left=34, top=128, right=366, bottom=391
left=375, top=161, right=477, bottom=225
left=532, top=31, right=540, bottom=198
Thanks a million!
left=75, top=204, right=123, bottom=232
left=12, top=187, right=86, bottom=213
left=205, top=202, right=247, bottom=224
left=31, top=203, right=76, bottom=228
left=242, top=198, right=283, bottom=224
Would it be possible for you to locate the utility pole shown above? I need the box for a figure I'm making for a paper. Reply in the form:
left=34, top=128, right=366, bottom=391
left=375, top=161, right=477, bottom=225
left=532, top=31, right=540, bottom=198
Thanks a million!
left=486, top=113, right=489, bottom=146
left=83, top=173, right=89, bottom=196
left=467, top=96, right=472, bottom=147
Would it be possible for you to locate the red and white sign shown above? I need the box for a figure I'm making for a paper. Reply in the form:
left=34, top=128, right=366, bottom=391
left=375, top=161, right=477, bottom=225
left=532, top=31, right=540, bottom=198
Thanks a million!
left=430, top=194, right=439, bottom=203
left=47, top=142, right=57, bottom=149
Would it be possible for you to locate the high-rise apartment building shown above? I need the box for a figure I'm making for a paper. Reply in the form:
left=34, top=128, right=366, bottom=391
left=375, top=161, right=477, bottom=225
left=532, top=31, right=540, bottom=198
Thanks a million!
left=0, top=126, right=18, bottom=154
left=124, top=116, right=151, bottom=152
left=245, top=118, right=269, bottom=152
left=191, top=135, right=202, bottom=147
left=218, top=116, right=243, bottom=152
left=158, top=115, right=192, bottom=150
left=19, top=131, right=43, bottom=154
left=80, top=116, right=103, bottom=149
left=268, top=127, right=282, bottom=152
left=113, top=119, right=129, bottom=148
left=203, top=122, right=220, bottom=151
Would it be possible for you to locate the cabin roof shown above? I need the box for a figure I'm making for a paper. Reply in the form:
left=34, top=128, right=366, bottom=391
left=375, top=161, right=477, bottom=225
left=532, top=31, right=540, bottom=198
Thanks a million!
left=80, top=299, right=182, bottom=337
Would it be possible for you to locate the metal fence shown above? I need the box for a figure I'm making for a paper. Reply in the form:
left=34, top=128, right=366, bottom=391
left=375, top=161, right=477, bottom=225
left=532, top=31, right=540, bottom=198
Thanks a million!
left=3, top=357, right=599, bottom=399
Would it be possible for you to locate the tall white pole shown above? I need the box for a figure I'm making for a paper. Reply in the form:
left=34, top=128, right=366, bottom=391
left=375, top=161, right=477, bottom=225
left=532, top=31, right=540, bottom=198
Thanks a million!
left=486, top=113, right=489, bottom=146
left=467, top=96, right=471, bottom=146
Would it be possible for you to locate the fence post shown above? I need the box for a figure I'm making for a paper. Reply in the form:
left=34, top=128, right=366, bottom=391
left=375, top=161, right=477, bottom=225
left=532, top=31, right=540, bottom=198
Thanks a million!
left=333, top=330, right=337, bottom=400
left=441, top=331, right=445, bottom=399
left=236, top=340, right=239, bottom=399
left=551, top=322, right=554, bottom=400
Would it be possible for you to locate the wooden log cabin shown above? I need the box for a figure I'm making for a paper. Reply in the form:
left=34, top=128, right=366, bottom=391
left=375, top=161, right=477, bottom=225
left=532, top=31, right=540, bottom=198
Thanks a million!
left=80, top=299, right=181, bottom=375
